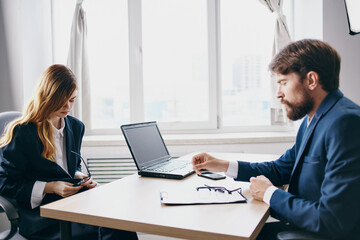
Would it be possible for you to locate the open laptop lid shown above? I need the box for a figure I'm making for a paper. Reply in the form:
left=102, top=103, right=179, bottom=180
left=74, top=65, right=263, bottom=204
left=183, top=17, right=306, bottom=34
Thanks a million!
left=121, top=121, right=171, bottom=170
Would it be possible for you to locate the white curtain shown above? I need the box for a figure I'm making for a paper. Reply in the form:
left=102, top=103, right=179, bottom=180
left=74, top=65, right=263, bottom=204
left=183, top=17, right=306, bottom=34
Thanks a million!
left=258, top=0, right=291, bottom=124
left=67, top=0, right=91, bottom=127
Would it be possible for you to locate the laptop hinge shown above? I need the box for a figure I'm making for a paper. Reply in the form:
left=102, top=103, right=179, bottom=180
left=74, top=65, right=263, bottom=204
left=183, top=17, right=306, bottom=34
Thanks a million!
left=141, top=157, right=171, bottom=170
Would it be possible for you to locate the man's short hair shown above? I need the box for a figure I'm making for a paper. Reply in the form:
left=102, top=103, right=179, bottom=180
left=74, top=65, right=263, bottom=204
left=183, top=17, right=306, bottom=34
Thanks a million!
left=269, top=39, right=341, bottom=92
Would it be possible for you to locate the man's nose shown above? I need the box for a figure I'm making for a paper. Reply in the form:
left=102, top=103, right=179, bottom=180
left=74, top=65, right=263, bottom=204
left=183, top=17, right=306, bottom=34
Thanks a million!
left=276, top=87, right=283, bottom=99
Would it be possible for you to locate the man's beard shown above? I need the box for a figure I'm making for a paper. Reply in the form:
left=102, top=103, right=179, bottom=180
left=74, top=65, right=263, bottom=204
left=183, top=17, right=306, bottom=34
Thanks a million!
left=281, top=89, right=314, bottom=121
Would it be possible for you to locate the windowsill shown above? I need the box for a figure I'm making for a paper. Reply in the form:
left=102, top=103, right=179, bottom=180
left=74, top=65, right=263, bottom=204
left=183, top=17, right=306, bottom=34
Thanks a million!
left=83, top=131, right=297, bottom=147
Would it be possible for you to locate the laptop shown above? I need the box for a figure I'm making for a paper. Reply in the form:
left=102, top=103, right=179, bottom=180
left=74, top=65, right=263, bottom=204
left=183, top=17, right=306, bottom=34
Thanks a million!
left=121, top=121, right=195, bottom=179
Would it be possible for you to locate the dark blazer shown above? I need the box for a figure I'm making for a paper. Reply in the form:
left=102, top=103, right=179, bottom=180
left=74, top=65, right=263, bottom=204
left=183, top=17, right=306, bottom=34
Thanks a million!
left=0, top=116, right=85, bottom=237
left=236, top=89, right=360, bottom=239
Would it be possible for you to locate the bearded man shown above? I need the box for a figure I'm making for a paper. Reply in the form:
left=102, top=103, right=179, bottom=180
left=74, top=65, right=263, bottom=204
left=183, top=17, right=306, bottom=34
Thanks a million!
left=192, top=39, right=360, bottom=240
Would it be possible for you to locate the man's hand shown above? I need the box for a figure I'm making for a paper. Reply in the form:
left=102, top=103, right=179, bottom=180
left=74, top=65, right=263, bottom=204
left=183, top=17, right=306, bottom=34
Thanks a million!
left=192, top=152, right=229, bottom=175
left=249, top=175, right=273, bottom=201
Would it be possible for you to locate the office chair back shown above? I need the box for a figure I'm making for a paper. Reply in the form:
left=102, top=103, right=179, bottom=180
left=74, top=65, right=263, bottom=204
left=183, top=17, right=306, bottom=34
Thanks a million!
left=0, top=111, right=27, bottom=240
left=0, top=111, right=21, bottom=155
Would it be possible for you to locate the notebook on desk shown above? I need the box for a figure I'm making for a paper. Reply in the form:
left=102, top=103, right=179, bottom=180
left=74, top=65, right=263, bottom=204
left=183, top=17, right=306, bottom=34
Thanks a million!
left=121, top=121, right=195, bottom=179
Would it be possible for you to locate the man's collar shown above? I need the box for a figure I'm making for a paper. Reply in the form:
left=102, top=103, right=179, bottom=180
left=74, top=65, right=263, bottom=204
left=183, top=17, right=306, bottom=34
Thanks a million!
left=313, top=89, right=343, bottom=119
left=305, top=89, right=342, bottom=126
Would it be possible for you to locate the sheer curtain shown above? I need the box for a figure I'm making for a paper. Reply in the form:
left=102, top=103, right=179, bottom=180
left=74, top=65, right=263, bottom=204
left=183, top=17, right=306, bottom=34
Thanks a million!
left=258, top=0, right=291, bottom=124
left=67, top=0, right=91, bottom=127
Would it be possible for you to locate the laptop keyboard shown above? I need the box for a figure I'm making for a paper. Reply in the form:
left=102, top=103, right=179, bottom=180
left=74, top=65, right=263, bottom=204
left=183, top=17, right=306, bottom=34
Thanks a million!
left=147, top=161, right=192, bottom=173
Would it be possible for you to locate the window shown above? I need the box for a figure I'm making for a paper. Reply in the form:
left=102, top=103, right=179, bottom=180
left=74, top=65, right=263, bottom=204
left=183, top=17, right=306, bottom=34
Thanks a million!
left=52, top=0, right=293, bottom=133
left=87, top=0, right=130, bottom=129
left=220, top=0, right=274, bottom=127
left=52, top=0, right=130, bottom=129
left=142, top=0, right=209, bottom=124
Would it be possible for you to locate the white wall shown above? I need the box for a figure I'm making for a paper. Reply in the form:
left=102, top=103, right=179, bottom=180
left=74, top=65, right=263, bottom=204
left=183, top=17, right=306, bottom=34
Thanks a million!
left=293, top=0, right=360, bottom=105
left=0, top=0, right=52, bottom=112
left=323, top=0, right=360, bottom=105
left=0, top=0, right=24, bottom=111
left=293, top=0, right=323, bottom=40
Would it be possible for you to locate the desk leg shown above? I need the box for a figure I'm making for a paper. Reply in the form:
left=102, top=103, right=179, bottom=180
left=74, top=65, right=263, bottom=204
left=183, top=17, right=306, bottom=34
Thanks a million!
left=59, top=220, right=72, bottom=240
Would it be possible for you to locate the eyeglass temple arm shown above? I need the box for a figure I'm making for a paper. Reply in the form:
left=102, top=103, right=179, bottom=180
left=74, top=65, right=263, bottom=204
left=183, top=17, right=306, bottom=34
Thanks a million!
left=200, top=185, right=242, bottom=193
left=71, top=150, right=91, bottom=177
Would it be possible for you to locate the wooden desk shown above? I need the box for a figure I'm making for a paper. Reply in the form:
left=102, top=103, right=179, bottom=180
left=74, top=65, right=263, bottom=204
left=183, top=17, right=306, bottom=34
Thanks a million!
left=40, top=153, right=279, bottom=240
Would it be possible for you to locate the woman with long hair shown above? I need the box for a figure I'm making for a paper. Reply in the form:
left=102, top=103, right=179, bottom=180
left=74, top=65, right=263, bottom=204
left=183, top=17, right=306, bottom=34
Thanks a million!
left=0, top=64, right=137, bottom=240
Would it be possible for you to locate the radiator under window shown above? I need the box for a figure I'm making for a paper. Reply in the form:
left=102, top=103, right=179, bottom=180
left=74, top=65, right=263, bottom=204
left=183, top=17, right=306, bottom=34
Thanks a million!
left=87, top=158, right=138, bottom=184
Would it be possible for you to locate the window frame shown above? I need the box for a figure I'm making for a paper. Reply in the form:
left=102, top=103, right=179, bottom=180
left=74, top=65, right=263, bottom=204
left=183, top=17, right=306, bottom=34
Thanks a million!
left=127, top=0, right=218, bottom=132
left=51, top=0, right=295, bottom=135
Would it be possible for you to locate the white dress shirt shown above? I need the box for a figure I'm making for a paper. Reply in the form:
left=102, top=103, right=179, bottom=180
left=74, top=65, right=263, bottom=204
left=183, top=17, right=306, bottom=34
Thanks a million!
left=225, top=115, right=315, bottom=205
left=226, top=158, right=277, bottom=205
left=30, top=118, right=68, bottom=209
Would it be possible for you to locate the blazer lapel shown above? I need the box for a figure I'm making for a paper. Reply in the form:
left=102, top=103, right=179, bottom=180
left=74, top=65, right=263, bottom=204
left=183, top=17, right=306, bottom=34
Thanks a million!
left=64, top=117, right=76, bottom=177
left=290, top=114, right=321, bottom=177
left=289, top=89, right=344, bottom=183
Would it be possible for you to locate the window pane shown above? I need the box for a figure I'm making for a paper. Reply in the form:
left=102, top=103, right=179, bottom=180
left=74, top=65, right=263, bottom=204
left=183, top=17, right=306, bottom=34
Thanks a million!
left=220, top=0, right=274, bottom=126
left=53, top=0, right=130, bottom=130
left=52, top=0, right=75, bottom=64
left=142, top=0, right=209, bottom=123
left=85, top=0, right=130, bottom=129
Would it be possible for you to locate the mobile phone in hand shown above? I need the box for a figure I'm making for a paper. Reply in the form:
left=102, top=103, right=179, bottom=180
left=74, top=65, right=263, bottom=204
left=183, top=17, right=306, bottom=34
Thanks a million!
left=198, top=171, right=226, bottom=180
left=72, top=179, right=83, bottom=186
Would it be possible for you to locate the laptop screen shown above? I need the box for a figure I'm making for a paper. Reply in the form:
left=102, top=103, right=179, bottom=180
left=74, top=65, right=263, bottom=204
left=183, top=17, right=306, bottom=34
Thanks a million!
left=121, top=122, right=170, bottom=169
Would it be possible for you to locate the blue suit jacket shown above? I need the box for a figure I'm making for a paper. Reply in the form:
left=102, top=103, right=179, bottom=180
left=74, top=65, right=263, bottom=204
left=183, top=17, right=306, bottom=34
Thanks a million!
left=0, top=116, right=85, bottom=237
left=236, top=89, right=360, bottom=239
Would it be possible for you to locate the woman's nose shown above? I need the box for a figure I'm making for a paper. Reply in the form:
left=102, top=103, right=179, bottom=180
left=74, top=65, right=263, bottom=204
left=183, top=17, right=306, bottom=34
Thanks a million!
left=64, top=101, right=70, bottom=109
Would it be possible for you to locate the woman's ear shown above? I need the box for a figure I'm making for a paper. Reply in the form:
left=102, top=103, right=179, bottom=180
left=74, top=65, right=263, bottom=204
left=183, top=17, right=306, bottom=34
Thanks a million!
left=306, top=71, right=319, bottom=91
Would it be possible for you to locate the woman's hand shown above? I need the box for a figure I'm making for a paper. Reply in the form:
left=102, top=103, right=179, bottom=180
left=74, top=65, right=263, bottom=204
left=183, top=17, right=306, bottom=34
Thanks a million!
left=74, top=172, right=98, bottom=189
left=81, top=176, right=97, bottom=189
left=44, top=181, right=82, bottom=198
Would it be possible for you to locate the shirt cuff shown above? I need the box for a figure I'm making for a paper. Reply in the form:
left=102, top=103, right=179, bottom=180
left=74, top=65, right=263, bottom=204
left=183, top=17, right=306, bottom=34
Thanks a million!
left=263, top=186, right=278, bottom=205
left=31, top=181, right=47, bottom=209
left=75, top=171, right=85, bottom=178
left=225, top=161, right=238, bottom=179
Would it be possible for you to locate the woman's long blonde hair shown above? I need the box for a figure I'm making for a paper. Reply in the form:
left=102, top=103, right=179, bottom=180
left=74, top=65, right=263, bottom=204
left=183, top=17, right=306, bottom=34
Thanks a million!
left=0, top=64, right=77, bottom=161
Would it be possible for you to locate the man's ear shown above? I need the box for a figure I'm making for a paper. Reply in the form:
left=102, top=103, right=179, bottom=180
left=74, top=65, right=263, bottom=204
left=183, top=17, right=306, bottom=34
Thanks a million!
left=306, top=71, right=319, bottom=91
